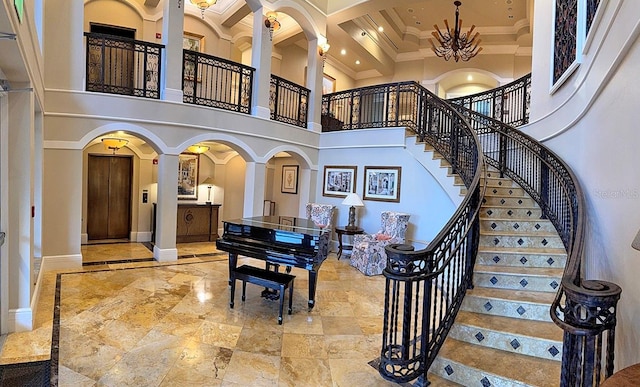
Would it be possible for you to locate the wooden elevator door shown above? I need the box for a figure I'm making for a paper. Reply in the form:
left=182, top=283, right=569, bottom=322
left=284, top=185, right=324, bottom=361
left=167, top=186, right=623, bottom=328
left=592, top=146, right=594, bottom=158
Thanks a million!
left=87, top=155, right=133, bottom=240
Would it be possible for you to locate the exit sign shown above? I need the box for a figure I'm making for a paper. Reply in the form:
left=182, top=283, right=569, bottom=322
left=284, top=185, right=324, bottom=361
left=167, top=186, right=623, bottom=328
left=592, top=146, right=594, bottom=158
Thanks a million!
left=14, top=0, right=24, bottom=23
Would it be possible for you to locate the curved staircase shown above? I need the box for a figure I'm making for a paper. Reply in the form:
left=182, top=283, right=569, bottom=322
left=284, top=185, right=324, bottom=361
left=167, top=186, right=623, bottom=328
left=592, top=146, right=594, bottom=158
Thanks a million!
left=430, top=168, right=565, bottom=386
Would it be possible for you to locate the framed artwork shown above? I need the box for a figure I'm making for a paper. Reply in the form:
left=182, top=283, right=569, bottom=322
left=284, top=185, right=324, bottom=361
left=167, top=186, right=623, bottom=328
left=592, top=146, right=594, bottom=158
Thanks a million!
left=323, top=165, right=356, bottom=197
left=279, top=216, right=295, bottom=231
left=322, top=74, right=336, bottom=94
left=281, top=165, right=299, bottom=194
left=550, top=0, right=584, bottom=93
left=363, top=166, right=401, bottom=203
left=178, top=153, right=199, bottom=200
left=183, top=32, right=204, bottom=52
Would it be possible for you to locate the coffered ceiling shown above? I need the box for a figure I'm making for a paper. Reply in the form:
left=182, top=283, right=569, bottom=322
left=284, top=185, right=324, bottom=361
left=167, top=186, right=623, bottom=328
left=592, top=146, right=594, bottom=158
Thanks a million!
left=207, top=0, right=533, bottom=77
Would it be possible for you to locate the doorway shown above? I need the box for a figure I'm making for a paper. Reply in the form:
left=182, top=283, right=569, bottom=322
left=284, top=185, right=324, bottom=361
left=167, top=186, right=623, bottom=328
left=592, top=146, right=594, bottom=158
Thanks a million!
left=87, top=155, right=133, bottom=240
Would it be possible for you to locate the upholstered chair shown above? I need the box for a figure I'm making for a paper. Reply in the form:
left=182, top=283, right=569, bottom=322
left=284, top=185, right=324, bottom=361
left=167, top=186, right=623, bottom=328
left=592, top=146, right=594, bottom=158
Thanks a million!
left=350, top=211, right=411, bottom=276
left=305, top=203, right=336, bottom=231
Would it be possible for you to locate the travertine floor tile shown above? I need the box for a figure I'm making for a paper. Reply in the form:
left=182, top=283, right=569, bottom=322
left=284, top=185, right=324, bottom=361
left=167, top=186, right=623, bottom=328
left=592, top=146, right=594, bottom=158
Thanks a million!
left=0, top=243, right=401, bottom=386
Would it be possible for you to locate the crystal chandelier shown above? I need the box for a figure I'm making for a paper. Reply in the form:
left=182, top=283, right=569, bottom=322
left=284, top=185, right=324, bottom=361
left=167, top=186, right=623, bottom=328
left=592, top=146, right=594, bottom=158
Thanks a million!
left=429, top=1, right=482, bottom=62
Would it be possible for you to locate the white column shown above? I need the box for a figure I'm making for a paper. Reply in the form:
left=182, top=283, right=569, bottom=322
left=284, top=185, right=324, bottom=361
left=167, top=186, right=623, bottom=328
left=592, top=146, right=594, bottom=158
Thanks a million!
left=154, top=154, right=178, bottom=262
left=161, top=0, right=185, bottom=102
left=297, top=167, right=313, bottom=217
left=7, top=89, right=34, bottom=332
left=41, top=148, right=82, bottom=270
left=243, top=162, right=266, bottom=217
left=44, top=0, right=84, bottom=91
left=250, top=8, right=273, bottom=119
left=306, top=38, right=323, bottom=132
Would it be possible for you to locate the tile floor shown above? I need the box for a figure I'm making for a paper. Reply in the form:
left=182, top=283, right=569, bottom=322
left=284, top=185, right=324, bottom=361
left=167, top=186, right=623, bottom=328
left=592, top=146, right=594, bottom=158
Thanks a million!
left=0, top=243, right=456, bottom=386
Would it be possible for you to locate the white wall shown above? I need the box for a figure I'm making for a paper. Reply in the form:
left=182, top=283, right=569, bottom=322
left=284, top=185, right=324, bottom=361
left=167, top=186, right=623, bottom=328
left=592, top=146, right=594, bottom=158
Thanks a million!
left=526, top=0, right=640, bottom=369
left=318, top=128, right=456, bottom=246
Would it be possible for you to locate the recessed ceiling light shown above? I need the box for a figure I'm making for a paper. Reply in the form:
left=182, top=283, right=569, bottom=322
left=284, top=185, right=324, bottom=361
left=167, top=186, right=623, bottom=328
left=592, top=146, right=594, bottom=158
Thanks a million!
left=467, top=75, right=473, bottom=81
left=355, top=60, right=361, bottom=65
left=341, top=49, right=346, bottom=55
left=378, top=26, right=384, bottom=32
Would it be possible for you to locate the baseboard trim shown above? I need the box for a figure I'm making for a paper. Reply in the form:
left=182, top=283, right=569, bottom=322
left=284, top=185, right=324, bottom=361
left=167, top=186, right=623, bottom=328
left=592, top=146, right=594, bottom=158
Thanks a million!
left=29, top=263, right=47, bottom=332
left=130, top=231, right=152, bottom=242
left=41, top=254, right=82, bottom=271
left=8, top=308, right=33, bottom=332
left=153, top=246, right=178, bottom=262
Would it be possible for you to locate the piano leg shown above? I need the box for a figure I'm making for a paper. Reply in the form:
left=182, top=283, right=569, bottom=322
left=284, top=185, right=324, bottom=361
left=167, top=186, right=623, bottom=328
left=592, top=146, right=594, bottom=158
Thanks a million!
left=228, top=253, right=238, bottom=286
left=308, top=269, right=318, bottom=309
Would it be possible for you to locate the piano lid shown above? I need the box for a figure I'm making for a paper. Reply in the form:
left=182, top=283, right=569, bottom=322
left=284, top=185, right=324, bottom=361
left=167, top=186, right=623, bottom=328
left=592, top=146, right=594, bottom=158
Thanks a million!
left=223, top=216, right=327, bottom=236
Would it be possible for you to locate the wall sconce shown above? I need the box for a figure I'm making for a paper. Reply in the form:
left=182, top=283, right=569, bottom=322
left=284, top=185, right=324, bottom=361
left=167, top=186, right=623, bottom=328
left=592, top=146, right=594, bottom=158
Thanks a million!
left=201, top=176, right=215, bottom=204
left=265, top=11, right=280, bottom=41
left=342, top=193, right=364, bottom=230
left=319, top=40, right=330, bottom=66
left=102, top=137, right=129, bottom=154
left=187, top=144, right=210, bottom=154
left=190, top=0, right=217, bottom=18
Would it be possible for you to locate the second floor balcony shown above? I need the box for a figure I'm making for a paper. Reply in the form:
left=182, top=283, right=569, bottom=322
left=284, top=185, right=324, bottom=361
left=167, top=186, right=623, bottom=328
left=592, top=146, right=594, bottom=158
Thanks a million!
left=85, top=32, right=311, bottom=129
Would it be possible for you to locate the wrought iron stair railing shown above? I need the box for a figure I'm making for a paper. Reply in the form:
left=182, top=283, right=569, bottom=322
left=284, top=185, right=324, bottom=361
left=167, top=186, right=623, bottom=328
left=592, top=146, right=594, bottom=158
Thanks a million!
left=452, top=105, right=621, bottom=387
left=322, top=77, right=622, bottom=386
left=323, top=81, right=486, bottom=385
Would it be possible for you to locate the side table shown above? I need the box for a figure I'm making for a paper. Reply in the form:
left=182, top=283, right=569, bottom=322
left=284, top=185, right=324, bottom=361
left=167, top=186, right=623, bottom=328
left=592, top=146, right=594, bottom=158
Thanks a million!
left=335, top=226, right=364, bottom=259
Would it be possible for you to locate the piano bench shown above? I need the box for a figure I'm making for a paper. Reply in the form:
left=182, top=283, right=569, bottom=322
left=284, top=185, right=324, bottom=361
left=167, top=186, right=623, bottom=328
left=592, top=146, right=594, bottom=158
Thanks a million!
left=230, top=265, right=295, bottom=325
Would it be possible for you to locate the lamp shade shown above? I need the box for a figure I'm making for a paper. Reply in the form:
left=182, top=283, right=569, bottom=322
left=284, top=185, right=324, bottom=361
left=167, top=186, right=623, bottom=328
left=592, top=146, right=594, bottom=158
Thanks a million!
left=201, top=176, right=215, bottom=186
left=342, top=193, right=364, bottom=207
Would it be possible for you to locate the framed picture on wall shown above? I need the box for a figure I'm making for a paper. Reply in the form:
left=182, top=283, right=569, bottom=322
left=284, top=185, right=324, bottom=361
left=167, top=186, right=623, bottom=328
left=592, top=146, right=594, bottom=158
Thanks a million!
left=178, top=153, right=199, bottom=200
left=183, top=32, right=204, bottom=52
left=281, top=165, right=299, bottom=194
left=363, top=166, right=401, bottom=202
left=323, top=165, right=356, bottom=197
left=322, top=74, right=336, bottom=94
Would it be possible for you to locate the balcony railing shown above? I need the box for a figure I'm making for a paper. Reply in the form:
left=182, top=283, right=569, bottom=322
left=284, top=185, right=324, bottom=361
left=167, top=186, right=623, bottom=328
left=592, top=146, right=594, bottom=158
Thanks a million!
left=321, top=82, right=424, bottom=132
left=84, top=32, right=163, bottom=99
left=182, top=50, right=254, bottom=114
left=449, top=73, right=532, bottom=127
left=270, top=75, right=310, bottom=128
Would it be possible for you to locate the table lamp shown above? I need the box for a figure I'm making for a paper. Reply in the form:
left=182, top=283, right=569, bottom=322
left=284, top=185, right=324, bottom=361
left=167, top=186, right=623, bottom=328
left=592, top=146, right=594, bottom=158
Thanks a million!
left=201, top=176, right=215, bottom=204
left=342, top=193, right=364, bottom=230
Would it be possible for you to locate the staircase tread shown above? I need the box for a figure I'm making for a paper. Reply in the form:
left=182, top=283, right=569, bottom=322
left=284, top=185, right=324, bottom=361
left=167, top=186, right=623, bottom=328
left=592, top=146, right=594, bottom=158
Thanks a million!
left=480, top=205, right=541, bottom=210
left=480, top=230, right=562, bottom=238
left=477, top=246, right=567, bottom=255
left=438, top=338, right=561, bottom=387
left=480, top=217, right=554, bottom=223
left=475, top=264, right=564, bottom=277
left=467, top=287, right=557, bottom=304
left=484, top=193, right=531, bottom=199
left=455, top=311, right=564, bottom=341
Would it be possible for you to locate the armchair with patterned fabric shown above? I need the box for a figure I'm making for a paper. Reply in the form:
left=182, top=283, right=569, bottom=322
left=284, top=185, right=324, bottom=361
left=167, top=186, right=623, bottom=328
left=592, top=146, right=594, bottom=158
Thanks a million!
left=350, top=211, right=411, bottom=276
left=305, top=203, right=336, bottom=231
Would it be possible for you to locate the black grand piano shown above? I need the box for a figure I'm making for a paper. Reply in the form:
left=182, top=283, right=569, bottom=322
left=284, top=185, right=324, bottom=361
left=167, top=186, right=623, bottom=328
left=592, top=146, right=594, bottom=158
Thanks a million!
left=216, top=216, right=330, bottom=309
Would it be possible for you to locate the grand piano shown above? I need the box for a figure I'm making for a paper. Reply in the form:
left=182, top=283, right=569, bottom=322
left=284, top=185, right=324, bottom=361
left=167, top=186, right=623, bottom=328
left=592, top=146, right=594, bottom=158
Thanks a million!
left=216, top=216, right=330, bottom=309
